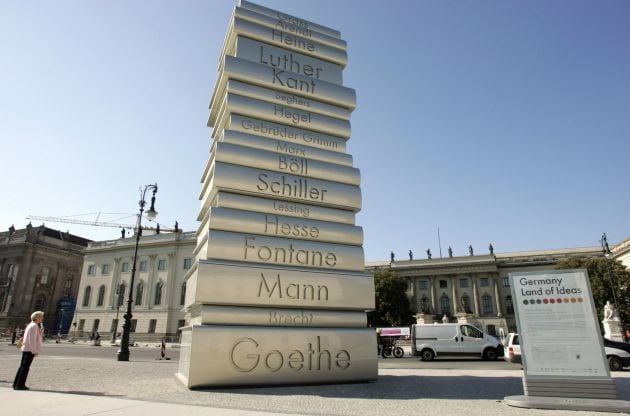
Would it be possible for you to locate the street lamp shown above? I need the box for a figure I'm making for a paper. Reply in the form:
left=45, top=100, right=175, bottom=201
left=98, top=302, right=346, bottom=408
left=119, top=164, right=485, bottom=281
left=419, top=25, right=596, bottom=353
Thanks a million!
left=601, top=232, right=618, bottom=308
left=117, top=183, right=158, bottom=361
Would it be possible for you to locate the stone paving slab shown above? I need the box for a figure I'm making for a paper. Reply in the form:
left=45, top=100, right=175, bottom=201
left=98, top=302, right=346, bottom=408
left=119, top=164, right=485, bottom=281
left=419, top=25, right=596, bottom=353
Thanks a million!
left=1, top=346, right=629, bottom=416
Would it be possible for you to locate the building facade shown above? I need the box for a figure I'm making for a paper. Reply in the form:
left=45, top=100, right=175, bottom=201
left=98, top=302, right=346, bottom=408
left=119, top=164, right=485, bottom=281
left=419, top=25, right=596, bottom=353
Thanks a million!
left=366, top=246, right=605, bottom=337
left=72, top=231, right=195, bottom=342
left=0, top=224, right=90, bottom=334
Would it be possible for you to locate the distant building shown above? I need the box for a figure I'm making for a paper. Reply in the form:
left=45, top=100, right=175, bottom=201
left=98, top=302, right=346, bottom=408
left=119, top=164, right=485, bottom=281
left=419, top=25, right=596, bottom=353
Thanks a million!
left=0, top=224, right=90, bottom=334
left=72, top=230, right=195, bottom=342
left=366, top=245, right=607, bottom=336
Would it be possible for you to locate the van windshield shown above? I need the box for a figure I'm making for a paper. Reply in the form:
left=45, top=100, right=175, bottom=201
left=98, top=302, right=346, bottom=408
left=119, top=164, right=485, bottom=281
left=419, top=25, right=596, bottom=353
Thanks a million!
left=461, top=325, right=483, bottom=338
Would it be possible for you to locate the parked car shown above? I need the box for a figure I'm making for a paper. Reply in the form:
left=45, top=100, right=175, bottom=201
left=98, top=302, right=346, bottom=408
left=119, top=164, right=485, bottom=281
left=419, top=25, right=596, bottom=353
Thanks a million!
left=604, top=338, right=630, bottom=371
left=504, top=333, right=521, bottom=364
left=504, top=334, right=630, bottom=371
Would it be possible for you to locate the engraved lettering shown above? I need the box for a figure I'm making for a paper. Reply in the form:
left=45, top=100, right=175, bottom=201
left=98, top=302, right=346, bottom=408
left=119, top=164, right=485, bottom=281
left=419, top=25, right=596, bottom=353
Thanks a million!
left=259, top=46, right=322, bottom=79
left=229, top=336, right=351, bottom=373
left=276, top=141, right=306, bottom=157
left=257, top=273, right=330, bottom=301
left=272, top=69, right=317, bottom=94
left=272, top=200, right=310, bottom=218
left=239, top=118, right=339, bottom=150
left=256, top=173, right=328, bottom=202
left=268, top=310, right=314, bottom=326
left=273, top=105, right=312, bottom=125
left=278, top=156, right=308, bottom=175
left=264, top=215, right=319, bottom=238
left=271, top=29, right=315, bottom=52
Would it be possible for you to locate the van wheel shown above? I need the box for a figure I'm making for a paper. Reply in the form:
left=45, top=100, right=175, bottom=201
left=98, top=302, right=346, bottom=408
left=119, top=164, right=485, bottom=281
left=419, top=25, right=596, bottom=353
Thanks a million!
left=609, top=356, right=623, bottom=371
left=393, top=347, right=404, bottom=358
left=483, top=348, right=498, bottom=361
left=420, top=349, right=435, bottom=361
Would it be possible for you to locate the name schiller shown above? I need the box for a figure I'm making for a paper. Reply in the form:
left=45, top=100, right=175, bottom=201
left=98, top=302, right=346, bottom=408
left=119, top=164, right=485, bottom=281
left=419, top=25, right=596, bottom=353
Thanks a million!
left=230, top=336, right=351, bottom=373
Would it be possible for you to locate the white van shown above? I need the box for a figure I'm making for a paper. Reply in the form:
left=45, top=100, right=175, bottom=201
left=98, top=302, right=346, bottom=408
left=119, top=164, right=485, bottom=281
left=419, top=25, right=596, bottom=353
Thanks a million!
left=411, top=323, right=504, bottom=361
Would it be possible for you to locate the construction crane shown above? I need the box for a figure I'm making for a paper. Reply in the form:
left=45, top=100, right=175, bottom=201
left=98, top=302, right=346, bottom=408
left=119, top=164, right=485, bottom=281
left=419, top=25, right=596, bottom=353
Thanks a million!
left=26, top=213, right=180, bottom=234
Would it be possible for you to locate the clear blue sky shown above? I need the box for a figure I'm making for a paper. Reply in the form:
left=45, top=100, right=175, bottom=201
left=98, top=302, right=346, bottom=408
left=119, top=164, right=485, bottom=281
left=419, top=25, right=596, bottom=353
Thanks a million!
left=2, top=0, right=629, bottom=261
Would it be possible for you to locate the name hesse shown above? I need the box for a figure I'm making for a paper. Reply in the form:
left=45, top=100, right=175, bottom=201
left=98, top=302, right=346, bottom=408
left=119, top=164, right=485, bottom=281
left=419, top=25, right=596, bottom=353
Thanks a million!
left=230, top=336, right=350, bottom=373
left=519, top=277, right=583, bottom=296
left=265, top=215, right=319, bottom=238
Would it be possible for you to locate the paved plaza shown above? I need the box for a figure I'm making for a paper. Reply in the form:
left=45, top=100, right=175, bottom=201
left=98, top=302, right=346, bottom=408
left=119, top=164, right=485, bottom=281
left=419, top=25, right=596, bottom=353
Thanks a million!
left=1, top=342, right=630, bottom=415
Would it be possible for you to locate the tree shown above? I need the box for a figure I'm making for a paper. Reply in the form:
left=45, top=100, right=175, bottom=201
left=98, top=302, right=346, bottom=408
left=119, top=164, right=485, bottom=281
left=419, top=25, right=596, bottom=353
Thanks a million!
left=556, top=257, right=630, bottom=325
left=368, top=269, right=415, bottom=327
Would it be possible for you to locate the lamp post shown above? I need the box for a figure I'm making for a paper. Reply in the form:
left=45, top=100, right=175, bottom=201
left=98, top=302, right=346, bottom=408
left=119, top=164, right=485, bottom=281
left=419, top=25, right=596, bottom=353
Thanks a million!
left=117, top=183, right=158, bottom=361
left=601, top=232, right=618, bottom=308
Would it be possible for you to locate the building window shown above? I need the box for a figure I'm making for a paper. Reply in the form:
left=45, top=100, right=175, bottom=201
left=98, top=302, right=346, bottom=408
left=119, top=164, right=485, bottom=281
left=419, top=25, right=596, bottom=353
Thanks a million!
left=480, top=277, right=489, bottom=287
left=506, top=296, right=514, bottom=315
left=139, top=261, right=148, bottom=272
left=419, top=280, right=428, bottom=290
left=459, top=279, right=468, bottom=288
left=439, top=280, right=447, bottom=289
left=78, top=319, right=85, bottom=331
left=148, top=319, right=157, bottom=333
left=102, top=264, right=110, bottom=274
left=154, top=281, right=163, bottom=305
left=135, top=282, right=144, bottom=306
left=92, top=319, right=100, bottom=333
left=82, top=286, right=92, bottom=307
left=460, top=294, right=471, bottom=313
left=158, top=259, right=166, bottom=271
left=439, top=294, right=450, bottom=316
left=34, top=294, right=46, bottom=311
left=96, top=285, right=106, bottom=306
left=482, top=294, right=493, bottom=315
left=180, top=282, right=186, bottom=306
left=87, top=265, right=96, bottom=275
left=64, top=278, right=73, bottom=289
left=502, top=277, right=510, bottom=287
left=130, top=319, right=137, bottom=333
left=121, top=262, right=129, bottom=273
left=183, top=258, right=192, bottom=269
left=117, top=284, right=125, bottom=307
left=41, top=266, right=51, bottom=284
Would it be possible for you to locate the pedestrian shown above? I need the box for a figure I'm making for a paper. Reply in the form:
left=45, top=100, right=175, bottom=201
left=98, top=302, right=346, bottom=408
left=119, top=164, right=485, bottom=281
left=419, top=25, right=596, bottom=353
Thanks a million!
left=11, top=326, right=17, bottom=345
left=13, top=311, right=44, bottom=390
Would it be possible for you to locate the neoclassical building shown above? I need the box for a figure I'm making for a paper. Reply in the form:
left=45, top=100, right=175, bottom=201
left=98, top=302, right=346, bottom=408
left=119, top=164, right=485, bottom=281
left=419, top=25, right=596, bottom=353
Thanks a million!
left=72, top=231, right=195, bottom=342
left=0, top=224, right=90, bottom=334
left=366, top=245, right=606, bottom=337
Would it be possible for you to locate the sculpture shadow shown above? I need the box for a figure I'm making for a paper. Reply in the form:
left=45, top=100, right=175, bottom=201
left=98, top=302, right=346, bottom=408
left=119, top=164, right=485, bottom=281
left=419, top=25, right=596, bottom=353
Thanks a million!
left=196, top=374, right=524, bottom=400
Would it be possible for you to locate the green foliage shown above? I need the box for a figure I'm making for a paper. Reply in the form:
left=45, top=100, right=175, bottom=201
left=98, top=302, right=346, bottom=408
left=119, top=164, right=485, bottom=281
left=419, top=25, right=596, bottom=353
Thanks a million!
left=368, top=269, right=415, bottom=327
left=556, top=257, right=630, bottom=325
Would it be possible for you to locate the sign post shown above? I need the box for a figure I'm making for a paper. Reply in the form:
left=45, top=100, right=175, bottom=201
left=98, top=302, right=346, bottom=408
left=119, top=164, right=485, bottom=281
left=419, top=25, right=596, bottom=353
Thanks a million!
left=504, top=269, right=630, bottom=412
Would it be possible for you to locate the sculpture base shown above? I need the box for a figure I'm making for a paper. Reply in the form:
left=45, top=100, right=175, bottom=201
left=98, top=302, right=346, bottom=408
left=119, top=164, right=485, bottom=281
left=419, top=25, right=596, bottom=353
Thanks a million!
left=177, top=324, right=378, bottom=388
left=504, top=395, right=630, bottom=413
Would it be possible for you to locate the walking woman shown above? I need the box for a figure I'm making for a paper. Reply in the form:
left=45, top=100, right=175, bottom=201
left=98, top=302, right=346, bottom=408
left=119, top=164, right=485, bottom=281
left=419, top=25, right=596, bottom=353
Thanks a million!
left=13, top=311, right=44, bottom=390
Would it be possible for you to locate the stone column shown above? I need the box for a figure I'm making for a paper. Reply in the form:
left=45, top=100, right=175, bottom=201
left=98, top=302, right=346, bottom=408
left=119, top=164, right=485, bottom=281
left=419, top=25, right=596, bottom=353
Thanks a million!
left=493, top=273, right=502, bottom=317
left=165, top=253, right=176, bottom=306
left=147, top=255, right=157, bottom=309
left=430, top=276, right=437, bottom=315
left=472, top=274, right=481, bottom=316
left=109, top=257, right=122, bottom=309
left=451, top=275, right=459, bottom=314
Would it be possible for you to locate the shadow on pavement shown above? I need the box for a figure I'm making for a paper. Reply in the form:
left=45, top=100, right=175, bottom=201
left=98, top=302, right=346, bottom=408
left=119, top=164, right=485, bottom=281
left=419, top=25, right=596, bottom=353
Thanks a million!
left=195, top=375, right=525, bottom=400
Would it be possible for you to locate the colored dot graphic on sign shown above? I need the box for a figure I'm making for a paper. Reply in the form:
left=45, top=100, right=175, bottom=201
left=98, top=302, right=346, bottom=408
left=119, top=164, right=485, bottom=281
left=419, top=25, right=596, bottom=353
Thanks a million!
left=522, top=297, right=584, bottom=305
